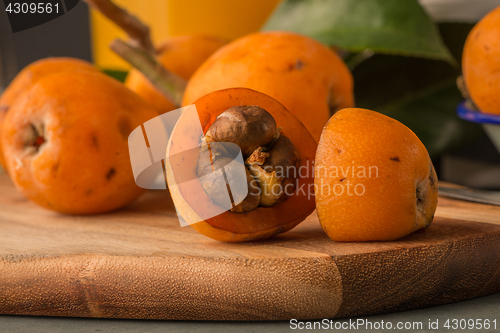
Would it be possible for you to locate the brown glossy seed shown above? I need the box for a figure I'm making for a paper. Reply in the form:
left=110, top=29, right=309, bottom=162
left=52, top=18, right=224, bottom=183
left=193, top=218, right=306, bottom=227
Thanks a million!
left=205, top=105, right=277, bottom=157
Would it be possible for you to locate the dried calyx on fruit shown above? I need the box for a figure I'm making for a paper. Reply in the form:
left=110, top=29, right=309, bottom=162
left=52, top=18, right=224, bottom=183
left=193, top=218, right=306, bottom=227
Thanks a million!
left=196, top=105, right=301, bottom=213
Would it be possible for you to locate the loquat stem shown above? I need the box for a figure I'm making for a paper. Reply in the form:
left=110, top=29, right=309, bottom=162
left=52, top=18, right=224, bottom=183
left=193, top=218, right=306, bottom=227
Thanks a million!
left=456, top=76, right=469, bottom=100
left=456, top=76, right=478, bottom=111
left=110, top=39, right=186, bottom=108
left=84, top=0, right=187, bottom=107
left=83, top=0, right=156, bottom=55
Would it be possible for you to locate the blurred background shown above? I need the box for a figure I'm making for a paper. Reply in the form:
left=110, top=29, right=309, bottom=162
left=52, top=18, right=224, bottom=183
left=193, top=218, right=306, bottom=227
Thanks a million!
left=1, top=0, right=499, bottom=189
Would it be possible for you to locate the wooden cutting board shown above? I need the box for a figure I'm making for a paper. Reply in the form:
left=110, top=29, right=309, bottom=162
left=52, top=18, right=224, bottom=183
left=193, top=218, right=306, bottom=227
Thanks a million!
left=0, top=172, right=499, bottom=321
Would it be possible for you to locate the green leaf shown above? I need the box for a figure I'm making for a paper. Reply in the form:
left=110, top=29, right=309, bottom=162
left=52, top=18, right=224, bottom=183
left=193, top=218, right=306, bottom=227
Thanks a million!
left=352, top=53, right=458, bottom=110
left=102, top=69, right=128, bottom=83
left=378, top=80, right=484, bottom=159
left=264, top=0, right=455, bottom=63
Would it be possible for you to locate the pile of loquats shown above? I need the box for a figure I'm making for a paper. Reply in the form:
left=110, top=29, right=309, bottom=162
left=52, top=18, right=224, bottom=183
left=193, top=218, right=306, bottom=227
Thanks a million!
left=4, top=1, right=495, bottom=244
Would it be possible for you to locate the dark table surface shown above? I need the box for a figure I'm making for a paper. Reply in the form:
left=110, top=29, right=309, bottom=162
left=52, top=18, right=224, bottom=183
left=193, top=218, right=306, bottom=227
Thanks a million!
left=1, top=292, right=499, bottom=333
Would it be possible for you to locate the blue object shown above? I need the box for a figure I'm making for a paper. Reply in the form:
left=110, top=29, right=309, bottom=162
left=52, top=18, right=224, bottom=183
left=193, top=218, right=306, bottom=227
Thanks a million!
left=457, top=101, right=500, bottom=125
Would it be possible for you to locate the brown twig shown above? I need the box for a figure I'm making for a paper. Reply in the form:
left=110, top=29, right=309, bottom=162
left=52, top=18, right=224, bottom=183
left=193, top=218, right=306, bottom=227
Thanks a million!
left=84, top=0, right=187, bottom=108
left=83, top=0, right=156, bottom=55
left=111, top=39, right=186, bottom=108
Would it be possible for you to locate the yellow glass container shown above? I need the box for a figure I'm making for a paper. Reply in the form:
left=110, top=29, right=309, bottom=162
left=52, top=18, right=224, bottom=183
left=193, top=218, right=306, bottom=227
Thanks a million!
left=90, top=0, right=281, bottom=70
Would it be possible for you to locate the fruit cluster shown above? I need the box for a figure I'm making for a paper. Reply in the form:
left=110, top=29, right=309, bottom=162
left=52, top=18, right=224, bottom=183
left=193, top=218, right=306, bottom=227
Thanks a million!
left=13, top=0, right=493, bottom=243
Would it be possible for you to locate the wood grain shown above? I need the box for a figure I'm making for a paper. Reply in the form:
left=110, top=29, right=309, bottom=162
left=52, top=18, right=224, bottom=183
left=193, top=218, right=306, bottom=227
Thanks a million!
left=0, top=172, right=499, bottom=320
